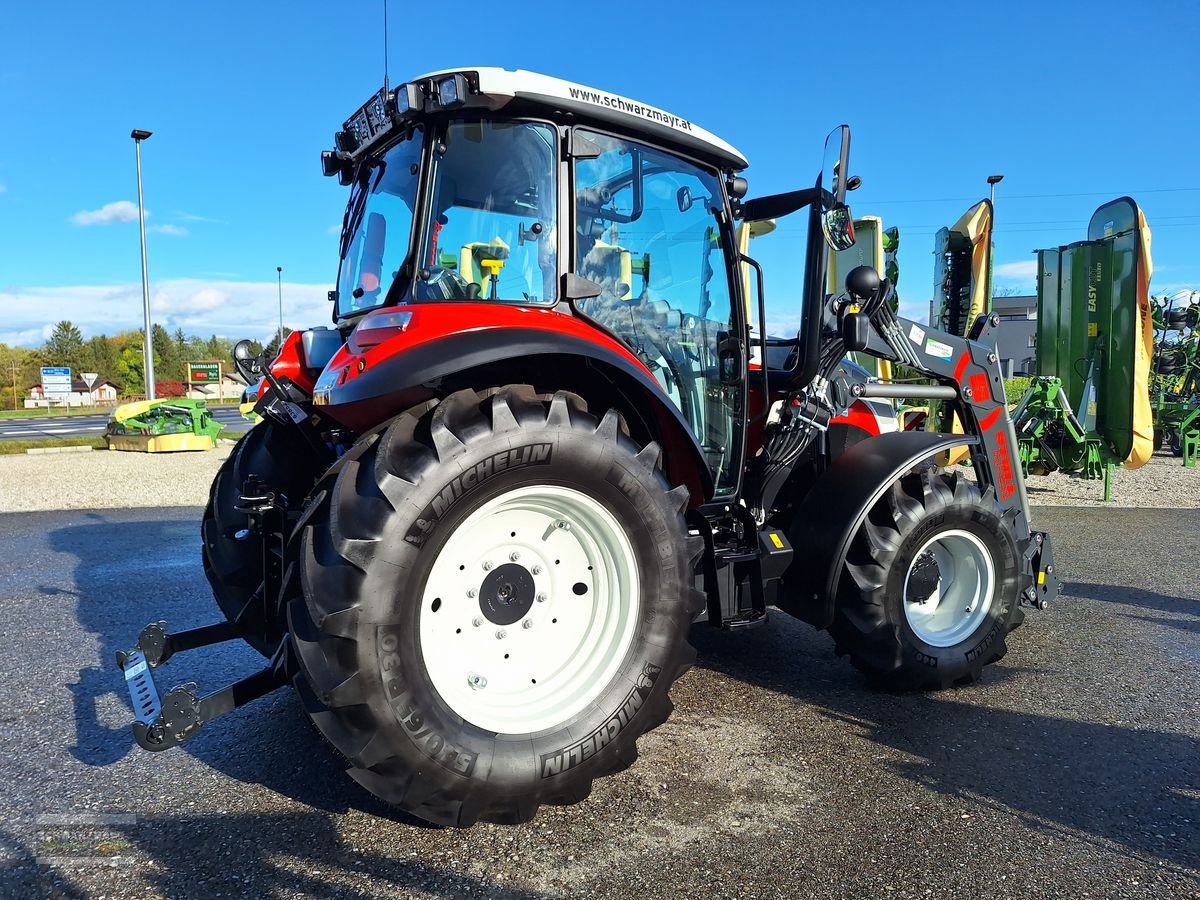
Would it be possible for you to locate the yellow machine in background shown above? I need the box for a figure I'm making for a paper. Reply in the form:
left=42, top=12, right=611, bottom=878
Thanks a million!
left=105, top=398, right=223, bottom=453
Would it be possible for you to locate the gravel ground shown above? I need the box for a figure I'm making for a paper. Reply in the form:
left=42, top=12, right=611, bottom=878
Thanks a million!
left=0, top=506, right=1196, bottom=899
left=1, top=441, right=1196, bottom=514
left=0, top=446, right=229, bottom=513
left=1025, top=451, right=1200, bottom=508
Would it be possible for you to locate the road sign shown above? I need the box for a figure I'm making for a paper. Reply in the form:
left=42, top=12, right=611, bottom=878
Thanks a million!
left=81, top=373, right=99, bottom=390
left=41, top=366, right=72, bottom=396
left=188, top=362, right=221, bottom=382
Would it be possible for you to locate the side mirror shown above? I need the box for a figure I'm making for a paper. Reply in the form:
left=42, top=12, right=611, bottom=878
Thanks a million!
left=841, top=312, right=870, bottom=351
left=822, top=205, right=856, bottom=251
left=232, top=339, right=264, bottom=382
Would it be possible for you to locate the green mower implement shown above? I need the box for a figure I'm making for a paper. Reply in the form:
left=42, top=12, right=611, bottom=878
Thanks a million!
left=1151, top=291, right=1199, bottom=466
left=1013, top=198, right=1155, bottom=499
left=105, top=397, right=223, bottom=452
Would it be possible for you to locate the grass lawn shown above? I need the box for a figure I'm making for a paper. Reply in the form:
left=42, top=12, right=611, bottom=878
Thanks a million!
left=0, top=402, right=239, bottom=420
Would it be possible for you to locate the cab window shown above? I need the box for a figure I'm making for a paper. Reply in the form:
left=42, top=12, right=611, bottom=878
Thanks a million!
left=573, top=129, right=744, bottom=495
left=415, top=120, right=558, bottom=303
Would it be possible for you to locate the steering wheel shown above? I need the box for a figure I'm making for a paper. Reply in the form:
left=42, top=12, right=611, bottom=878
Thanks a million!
left=415, top=267, right=474, bottom=301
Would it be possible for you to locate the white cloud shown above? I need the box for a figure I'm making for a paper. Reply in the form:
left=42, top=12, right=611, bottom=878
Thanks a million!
left=0, top=278, right=333, bottom=346
left=173, top=211, right=222, bottom=224
left=0, top=183, right=7, bottom=194
left=994, top=260, right=1038, bottom=282
left=0, top=323, right=56, bottom=346
left=327, top=223, right=342, bottom=235
left=149, top=224, right=188, bottom=237
left=70, top=200, right=142, bottom=226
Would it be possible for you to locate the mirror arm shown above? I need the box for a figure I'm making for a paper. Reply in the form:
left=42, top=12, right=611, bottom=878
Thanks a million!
left=739, top=187, right=821, bottom=222
left=796, top=203, right=826, bottom=388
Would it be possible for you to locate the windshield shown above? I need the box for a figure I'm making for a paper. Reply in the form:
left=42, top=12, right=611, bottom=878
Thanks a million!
left=335, top=125, right=424, bottom=318
left=414, top=120, right=557, bottom=303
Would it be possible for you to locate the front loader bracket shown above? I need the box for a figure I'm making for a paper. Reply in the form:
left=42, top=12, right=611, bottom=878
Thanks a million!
left=116, top=621, right=291, bottom=752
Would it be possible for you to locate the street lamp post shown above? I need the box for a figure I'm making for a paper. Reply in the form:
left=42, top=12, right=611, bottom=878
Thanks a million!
left=276, top=266, right=284, bottom=347
left=132, top=128, right=156, bottom=400
left=987, top=173, right=1004, bottom=207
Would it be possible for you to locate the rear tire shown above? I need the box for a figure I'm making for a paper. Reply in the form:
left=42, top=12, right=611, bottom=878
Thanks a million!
left=829, top=468, right=1026, bottom=690
left=202, top=423, right=323, bottom=656
left=289, top=386, right=703, bottom=826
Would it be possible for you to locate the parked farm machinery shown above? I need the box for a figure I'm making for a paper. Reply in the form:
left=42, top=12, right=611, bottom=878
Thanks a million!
left=105, top=397, right=223, bottom=452
left=1152, top=291, right=1199, bottom=466
left=116, top=67, right=1058, bottom=827
left=1010, top=198, right=1155, bottom=498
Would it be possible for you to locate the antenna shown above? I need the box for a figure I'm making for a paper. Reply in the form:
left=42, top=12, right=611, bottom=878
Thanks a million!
left=382, top=0, right=389, bottom=92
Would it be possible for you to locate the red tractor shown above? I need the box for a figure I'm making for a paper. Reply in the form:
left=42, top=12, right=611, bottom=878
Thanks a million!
left=118, top=68, right=1057, bottom=827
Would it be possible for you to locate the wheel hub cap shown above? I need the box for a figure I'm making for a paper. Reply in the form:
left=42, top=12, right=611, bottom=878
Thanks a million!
left=419, top=484, right=640, bottom=735
left=478, top=563, right=535, bottom=625
left=902, top=528, right=995, bottom=648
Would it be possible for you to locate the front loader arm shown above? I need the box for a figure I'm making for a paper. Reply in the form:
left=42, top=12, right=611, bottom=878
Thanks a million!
left=843, top=298, right=1057, bottom=609
left=854, top=309, right=1028, bottom=525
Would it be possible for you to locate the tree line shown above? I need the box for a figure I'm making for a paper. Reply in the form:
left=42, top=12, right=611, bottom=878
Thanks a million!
left=0, top=321, right=292, bottom=408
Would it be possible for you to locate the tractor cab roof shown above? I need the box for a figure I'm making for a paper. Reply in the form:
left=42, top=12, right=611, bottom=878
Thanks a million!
left=333, top=67, right=748, bottom=174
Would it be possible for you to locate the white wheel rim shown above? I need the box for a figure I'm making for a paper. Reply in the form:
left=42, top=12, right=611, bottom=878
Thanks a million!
left=902, top=528, right=995, bottom=648
left=419, top=484, right=640, bottom=735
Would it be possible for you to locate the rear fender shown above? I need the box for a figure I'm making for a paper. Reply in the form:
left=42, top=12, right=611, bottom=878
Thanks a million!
left=780, top=430, right=977, bottom=628
left=312, top=305, right=714, bottom=502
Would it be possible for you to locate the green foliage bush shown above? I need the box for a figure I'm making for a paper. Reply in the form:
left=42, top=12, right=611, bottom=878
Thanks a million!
left=1004, top=376, right=1032, bottom=405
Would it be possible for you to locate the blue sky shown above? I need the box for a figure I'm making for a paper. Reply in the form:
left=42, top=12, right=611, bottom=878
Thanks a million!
left=1, top=1, right=1197, bottom=346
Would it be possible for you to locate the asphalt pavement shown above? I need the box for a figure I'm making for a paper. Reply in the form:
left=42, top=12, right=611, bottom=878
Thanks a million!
left=0, top=505, right=1196, bottom=898
left=0, top=407, right=251, bottom=442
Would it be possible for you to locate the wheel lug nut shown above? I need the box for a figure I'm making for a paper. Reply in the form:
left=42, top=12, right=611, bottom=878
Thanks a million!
left=536, top=592, right=547, bottom=603
left=522, top=619, right=533, bottom=630
left=467, top=588, right=477, bottom=598
left=495, top=629, right=507, bottom=640
left=467, top=673, right=487, bottom=690
left=483, top=560, right=493, bottom=571
left=531, top=565, right=542, bottom=575
left=555, top=520, right=570, bottom=530
left=509, top=551, right=521, bottom=562
left=472, top=617, right=483, bottom=627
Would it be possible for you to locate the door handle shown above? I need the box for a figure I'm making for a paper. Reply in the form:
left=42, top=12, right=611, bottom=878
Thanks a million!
left=717, top=333, right=743, bottom=384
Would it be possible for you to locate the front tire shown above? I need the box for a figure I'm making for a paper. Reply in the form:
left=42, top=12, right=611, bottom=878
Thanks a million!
left=829, top=468, right=1026, bottom=690
left=289, top=386, right=703, bottom=826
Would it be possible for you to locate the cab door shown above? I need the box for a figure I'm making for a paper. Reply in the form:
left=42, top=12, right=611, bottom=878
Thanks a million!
left=570, top=129, right=746, bottom=497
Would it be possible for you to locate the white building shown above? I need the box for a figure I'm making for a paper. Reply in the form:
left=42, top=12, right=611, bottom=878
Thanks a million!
left=26, top=379, right=120, bottom=409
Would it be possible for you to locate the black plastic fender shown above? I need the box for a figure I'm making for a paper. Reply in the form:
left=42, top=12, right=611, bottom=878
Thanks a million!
left=779, top=430, right=978, bottom=629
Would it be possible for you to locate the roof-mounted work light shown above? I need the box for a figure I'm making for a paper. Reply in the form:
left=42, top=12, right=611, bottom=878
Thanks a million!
left=394, top=82, right=423, bottom=117
left=436, top=74, right=469, bottom=109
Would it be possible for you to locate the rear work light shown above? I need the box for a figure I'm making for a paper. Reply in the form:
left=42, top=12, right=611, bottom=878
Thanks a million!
left=354, top=309, right=414, bottom=350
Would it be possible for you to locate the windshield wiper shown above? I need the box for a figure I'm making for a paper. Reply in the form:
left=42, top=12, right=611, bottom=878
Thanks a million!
left=339, top=160, right=386, bottom=258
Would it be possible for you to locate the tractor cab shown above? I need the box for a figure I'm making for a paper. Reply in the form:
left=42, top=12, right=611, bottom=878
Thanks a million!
left=321, top=69, right=853, bottom=498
